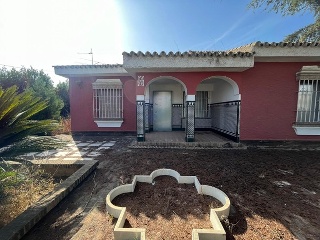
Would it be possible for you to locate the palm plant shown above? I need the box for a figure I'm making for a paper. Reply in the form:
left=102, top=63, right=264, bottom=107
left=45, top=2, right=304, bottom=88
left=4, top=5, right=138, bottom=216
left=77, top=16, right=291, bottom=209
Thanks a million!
left=0, top=86, right=61, bottom=157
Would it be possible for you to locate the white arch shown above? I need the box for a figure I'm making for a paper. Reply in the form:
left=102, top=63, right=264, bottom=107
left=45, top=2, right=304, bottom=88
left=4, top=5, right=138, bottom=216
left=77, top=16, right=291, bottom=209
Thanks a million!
left=145, top=76, right=188, bottom=103
left=145, top=76, right=187, bottom=95
left=200, top=76, right=240, bottom=101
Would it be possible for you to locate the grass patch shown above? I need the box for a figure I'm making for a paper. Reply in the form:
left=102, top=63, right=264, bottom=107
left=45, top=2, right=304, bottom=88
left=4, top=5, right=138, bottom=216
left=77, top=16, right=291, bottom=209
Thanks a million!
left=0, top=160, right=56, bottom=228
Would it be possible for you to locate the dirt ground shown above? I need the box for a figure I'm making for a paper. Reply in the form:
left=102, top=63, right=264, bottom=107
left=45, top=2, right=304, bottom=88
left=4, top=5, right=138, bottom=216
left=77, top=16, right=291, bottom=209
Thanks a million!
left=113, top=175, right=222, bottom=240
left=23, top=136, right=320, bottom=240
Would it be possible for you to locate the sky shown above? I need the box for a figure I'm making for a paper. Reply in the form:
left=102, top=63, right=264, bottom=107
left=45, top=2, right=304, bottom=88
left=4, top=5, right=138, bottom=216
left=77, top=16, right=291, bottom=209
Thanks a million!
left=0, top=0, right=315, bottom=84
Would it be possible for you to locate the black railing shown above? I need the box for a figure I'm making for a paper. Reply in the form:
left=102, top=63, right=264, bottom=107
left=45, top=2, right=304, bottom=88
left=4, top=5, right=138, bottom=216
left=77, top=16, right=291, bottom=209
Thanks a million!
left=209, top=100, right=240, bottom=142
left=146, top=101, right=240, bottom=142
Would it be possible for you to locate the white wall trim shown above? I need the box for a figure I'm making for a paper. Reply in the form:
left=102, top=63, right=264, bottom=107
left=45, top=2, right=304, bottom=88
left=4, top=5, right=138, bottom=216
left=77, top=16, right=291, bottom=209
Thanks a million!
left=186, top=95, right=196, bottom=101
left=293, top=126, right=320, bottom=135
left=94, top=120, right=123, bottom=128
left=136, top=95, right=145, bottom=101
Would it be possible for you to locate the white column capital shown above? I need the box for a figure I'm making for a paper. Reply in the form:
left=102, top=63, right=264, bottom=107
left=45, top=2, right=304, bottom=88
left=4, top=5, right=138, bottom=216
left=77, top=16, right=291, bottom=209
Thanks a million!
left=186, top=95, right=195, bottom=101
left=136, top=95, right=145, bottom=101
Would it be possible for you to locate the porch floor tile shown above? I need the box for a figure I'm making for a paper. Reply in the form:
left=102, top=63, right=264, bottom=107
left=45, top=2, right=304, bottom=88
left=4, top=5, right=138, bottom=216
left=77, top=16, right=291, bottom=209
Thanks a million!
left=144, top=131, right=230, bottom=143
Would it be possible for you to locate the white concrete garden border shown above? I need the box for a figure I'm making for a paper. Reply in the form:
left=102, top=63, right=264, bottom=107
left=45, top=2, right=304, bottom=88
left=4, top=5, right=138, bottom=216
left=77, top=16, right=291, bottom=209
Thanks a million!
left=106, top=169, right=231, bottom=240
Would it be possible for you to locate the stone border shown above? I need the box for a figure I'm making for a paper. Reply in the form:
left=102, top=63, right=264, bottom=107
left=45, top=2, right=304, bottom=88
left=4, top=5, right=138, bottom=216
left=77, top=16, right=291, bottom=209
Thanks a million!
left=106, top=169, right=231, bottom=240
left=0, top=160, right=99, bottom=240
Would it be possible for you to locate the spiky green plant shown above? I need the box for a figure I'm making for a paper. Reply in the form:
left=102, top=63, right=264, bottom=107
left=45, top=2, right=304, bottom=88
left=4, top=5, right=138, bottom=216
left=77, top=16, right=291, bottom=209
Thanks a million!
left=0, top=86, right=61, bottom=157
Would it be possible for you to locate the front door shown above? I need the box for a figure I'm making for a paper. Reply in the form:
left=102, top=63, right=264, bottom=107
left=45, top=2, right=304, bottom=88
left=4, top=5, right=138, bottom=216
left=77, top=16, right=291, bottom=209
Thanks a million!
left=153, top=91, right=172, bottom=131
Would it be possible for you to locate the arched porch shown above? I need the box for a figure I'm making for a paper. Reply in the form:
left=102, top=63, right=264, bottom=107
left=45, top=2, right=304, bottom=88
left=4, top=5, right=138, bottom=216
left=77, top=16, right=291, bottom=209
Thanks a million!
left=136, top=75, right=241, bottom=142
left=195, top=76, right=241, bottom=141
left=144, top=76, right=187, bottom=133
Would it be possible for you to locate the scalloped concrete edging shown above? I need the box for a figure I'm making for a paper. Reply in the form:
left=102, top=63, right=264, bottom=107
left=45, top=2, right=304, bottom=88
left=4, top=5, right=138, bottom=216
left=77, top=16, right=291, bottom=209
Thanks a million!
left=0, top=160, right=99, bottom=240
left=106, top=169, right=231, bottom=240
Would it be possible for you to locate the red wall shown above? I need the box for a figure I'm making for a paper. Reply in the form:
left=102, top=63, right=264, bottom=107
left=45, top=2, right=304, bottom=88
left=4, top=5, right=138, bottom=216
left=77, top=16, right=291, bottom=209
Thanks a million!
left=69, top=62, right=320, bottom=141
left=241, top=62, right=320, bottom=141
left=69, top=76, right=136, bottom=133
left=139, top=64, right=320, bottom=141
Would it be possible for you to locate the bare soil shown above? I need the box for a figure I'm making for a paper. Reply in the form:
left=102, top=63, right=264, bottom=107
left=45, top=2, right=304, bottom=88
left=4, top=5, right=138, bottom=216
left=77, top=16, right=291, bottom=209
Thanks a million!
left=23, top=136, right=320, bottom=240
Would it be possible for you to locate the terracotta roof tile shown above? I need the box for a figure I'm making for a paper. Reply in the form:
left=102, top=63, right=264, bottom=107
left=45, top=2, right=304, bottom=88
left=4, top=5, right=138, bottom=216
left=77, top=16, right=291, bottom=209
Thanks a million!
left=229, top=41, right=320, bottom=52
left=255, top=41, right=319, bottom=47
left=123, top=50, right=253, bottom=58
left=228, top=42, right=256, bottom=53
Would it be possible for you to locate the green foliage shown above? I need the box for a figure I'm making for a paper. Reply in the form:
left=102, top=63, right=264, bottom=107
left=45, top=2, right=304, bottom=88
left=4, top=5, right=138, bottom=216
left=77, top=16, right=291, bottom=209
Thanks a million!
left=0, top=86, right=60, bottom=157
left=0, top=167, right=17, bottom=186
left=249, top=0, right=320, bottom=42
left=0, top=169, right=16, bottom=180
left=284, top=20, right=320, bottom=42
left=56, top=81, right=70, bottom=118
left=0, top=67, right=64, bottom=120
left=0, top=68, right=27, bottom=93
left=0, top=165, right=19, bottom=198
left=249, top=0, right=320, bottom=16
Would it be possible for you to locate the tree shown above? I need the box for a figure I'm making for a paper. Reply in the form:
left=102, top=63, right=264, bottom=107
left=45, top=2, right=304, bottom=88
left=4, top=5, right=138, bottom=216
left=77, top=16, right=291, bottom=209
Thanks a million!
left=56, top=81, right=70, bottom=118
left=249, top=0, right=320, bottom=42
left=0, top=67, right=64, bottom=120
left=0, top=86, right=61, bottom=157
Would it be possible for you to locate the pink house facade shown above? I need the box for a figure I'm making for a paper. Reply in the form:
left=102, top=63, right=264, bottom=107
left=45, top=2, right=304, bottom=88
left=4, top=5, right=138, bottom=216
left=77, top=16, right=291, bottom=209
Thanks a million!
left=54, top=42, right=320, bottom=142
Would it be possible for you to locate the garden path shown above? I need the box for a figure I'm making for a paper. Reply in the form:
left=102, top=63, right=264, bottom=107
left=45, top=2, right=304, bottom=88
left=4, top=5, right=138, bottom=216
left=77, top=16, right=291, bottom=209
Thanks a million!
left=19, top=136, right=116, bottom=161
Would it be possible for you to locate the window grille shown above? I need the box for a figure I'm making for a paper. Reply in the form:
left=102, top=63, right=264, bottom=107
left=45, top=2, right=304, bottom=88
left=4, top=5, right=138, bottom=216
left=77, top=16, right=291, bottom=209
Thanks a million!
left=183, top=91, right=209, bottom=118
left=296, top=79, right=320, bottom=123
left=195, top=91, right=209, bottom=118
left=92, top=79, right=123, bottom=120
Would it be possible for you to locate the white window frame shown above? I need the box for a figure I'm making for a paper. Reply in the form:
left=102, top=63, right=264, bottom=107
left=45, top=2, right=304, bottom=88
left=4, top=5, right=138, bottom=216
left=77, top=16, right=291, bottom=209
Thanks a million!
left=92, top=79, right=123, bottom=127
left=293, top=66, right=320, bottom=135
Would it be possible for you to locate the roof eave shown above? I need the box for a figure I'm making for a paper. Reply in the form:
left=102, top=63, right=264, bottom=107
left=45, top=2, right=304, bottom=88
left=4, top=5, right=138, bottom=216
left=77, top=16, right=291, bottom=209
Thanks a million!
left=255, top=56, right=320, bottom=62
left=123, top=55, right=254, bottom=73
left=53, top=65, right=130, bottom=78
left=124, top=66, right=252, bottom=73
left=252, top=42, right=320, bottom=62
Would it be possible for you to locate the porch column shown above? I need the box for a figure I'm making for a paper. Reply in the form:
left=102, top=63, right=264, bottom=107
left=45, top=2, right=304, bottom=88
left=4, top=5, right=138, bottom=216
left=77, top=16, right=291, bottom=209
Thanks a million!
left=136, top=95, right=145, bottom=142
left=144, top=102, right=150, bottom=133
left=185, top=95, right=195, bottom=142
